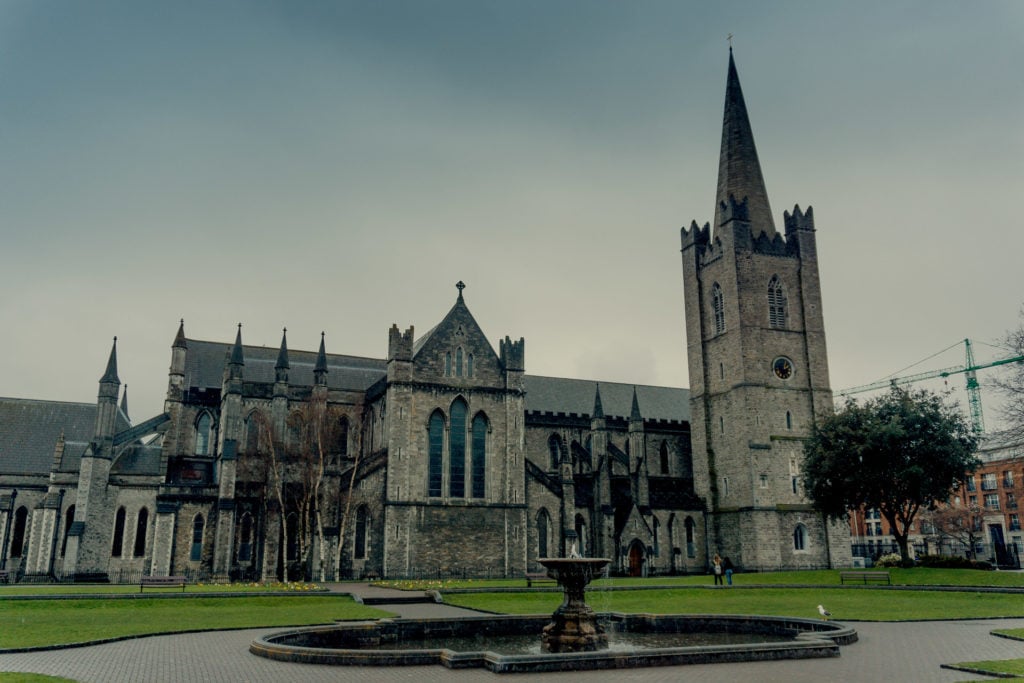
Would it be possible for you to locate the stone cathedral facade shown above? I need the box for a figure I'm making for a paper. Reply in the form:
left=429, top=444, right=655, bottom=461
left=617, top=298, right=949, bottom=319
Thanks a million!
left=0, top=52, right=850, bottom=582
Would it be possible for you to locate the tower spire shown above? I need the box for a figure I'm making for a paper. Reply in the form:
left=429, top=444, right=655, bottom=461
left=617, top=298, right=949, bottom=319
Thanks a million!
left=714, top=49, right=775, bottom=237
left=173, top=319, right=187, bottom=349
left=630, top=386, right=642, bottom=422
left=592, top=383, right=604, bottom=419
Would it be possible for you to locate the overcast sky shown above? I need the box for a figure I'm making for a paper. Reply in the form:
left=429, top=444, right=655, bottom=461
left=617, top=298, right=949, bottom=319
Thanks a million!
left=2, top=1, right=1021, bottom=432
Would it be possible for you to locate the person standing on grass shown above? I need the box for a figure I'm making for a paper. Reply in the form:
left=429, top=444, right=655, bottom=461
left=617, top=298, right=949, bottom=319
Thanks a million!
left=724, top=557, right=734, bottom=586
left=712, top=553, right=723, bottom=585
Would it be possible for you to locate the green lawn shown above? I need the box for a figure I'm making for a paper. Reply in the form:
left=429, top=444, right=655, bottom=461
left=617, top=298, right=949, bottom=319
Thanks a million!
left=378, top=567, right=1024, bottom=591
left=0, top=675, right=77, bottom=683
left=950, top=658, right=1024, bottom=679
left=0, top=581, right=327, bottom=597
left=444, top=586, right=1024, bottom=622
left=0, top=596, right=392, bottom=650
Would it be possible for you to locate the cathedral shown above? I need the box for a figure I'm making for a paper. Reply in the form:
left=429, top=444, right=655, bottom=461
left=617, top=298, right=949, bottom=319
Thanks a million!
left=0, top=51, right=851, bottom=583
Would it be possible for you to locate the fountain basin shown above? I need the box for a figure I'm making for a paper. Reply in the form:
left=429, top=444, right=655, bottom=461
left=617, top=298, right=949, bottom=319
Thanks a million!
left=250, top=613, right=857, bottom=673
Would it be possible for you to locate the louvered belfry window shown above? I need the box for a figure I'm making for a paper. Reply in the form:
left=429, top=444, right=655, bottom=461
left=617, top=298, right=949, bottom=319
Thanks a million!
left=768, top=276, right=786, bottom=328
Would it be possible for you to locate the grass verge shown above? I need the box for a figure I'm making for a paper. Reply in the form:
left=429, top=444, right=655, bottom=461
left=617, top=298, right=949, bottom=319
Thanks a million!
left=0, top=596, right=392, bottom=650
left=0, top=675, right=77, bottom=683
left=444, top=586, right=1024, bottom=622
left=377, top=567, right=1024, bottom=591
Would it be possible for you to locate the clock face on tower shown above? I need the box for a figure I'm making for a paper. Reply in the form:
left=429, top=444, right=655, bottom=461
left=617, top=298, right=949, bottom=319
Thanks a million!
left=772, top=356, right=794, bottom=380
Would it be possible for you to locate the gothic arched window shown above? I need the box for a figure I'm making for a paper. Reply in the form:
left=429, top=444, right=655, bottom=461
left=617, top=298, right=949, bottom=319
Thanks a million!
left=471, top=412, right=487, bottom=498
left=685, top=516, right=696, bottom=558
left=337, top=416, right=349, bottom=458
left=111, top=507, right=126, bottom=557
left=354, top=505, right=369, bottom=560
left=467, top=354, right=474, bottom=378
left=548, top=434, right=561, bottom=470
left=195, top=412, right=213, bottom=455
left=793, top=524, right=807, bottom=551
left=660, top=441, right=670, bottom=475
left=445, top=352, right=452, bottom=376
left=456, top=348, right=464, bottom=377
left=768, top=275, right=786, bottom=328
left=449, top=398, right=467, bottom=498
left=712, top=283, right=726, bottom=335
left=238, top=512, right=253, bottom=562
left=244, top=412, right=260, bottom=453
left=428, top=411, right=444, bottom=497
left=537, top=508, right=551, bottom=558
left=61, top=505, right=75, bottom=557
left=133, top=508, right=148, bottom=558
left=191, top=514, right=205, bottom=562
left=10, top=506, right=28, bottom=558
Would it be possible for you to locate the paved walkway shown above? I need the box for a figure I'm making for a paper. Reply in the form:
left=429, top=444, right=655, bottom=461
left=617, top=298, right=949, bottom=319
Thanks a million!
left=1, top=584, right=1020, bottom=682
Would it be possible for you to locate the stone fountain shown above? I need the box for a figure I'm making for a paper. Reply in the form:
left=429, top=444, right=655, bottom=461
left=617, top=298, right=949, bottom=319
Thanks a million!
left=538, top=554, right=611, bottom=653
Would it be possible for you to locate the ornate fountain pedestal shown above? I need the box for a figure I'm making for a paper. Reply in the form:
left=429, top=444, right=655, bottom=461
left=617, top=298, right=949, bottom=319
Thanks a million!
left=538, top=557, right=611, bottom=653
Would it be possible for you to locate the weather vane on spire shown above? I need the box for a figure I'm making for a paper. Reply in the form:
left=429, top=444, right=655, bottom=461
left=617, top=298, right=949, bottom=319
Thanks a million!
left=727, top=33, right=733, bottom=49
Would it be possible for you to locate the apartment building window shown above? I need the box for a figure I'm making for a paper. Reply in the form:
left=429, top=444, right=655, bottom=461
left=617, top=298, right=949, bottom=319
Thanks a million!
left=1005, top=471, right=1015, bottom=488
left=985, top=494, right=1000, bottom=510
left=1010, top=514, right=1021, bottom=532
left=982, top=473, right=998, bottom=491
left=966, top=477, right=976, bottom=492
left=1008, top=492, right=1018, bottom=510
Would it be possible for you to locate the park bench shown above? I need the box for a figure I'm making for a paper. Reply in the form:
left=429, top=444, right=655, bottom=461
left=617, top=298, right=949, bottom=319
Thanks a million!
left=525, top=571, right=557, bottom=587
left=839, top=570, right=891, bottom=585
left=140, top=575, right=187, bottom=593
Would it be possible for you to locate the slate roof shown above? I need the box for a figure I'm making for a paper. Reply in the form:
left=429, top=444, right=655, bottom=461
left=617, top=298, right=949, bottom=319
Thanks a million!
left=183, top=339, right=387, bottom=392
left=181, top=342, right=689, bottom=422
left=523, top=376, right=689, bottom=423
left=0, top=398, right=129, bottom=476
left=111, top=444, right=163, bottom=476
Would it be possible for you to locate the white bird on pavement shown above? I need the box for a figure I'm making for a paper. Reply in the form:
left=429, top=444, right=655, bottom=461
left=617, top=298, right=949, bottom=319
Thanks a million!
left=817, top=604, right=832, bottom=620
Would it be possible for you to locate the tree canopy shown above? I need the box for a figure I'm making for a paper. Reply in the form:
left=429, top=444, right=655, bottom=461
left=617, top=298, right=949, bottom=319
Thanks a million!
left=802, top=387, right=980, bottom=563
left=993, top=309, right=1024, bottom=441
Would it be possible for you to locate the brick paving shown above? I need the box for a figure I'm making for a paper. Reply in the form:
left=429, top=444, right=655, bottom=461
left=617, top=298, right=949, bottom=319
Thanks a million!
left=1, top=585, right=1019, bottom=682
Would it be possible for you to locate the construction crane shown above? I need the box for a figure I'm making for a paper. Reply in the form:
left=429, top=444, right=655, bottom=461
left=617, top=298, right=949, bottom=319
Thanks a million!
left=836, top=339, right=1024, bottom=434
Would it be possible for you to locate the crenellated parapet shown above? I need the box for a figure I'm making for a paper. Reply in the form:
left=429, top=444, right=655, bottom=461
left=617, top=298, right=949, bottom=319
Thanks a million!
left=387, top=324, right=414, bottom=361
left=499, top=336, right=525, bottom=372
left=782, top=204, right=817, bottom=259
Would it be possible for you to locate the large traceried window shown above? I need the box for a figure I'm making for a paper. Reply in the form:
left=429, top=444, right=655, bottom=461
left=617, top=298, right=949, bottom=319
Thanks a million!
left=195, top=412, right=213, bottom=455
left=711, top=283, right=726, bottom=335
left=449, top=398, right=467, bottom=498
left=111, top=507, right=126, bottom=557
left=471, top=413, right=487, bottom=498
left=244, top=412, right=260, bottom=453
left=768, top=275, right=787, bottom=328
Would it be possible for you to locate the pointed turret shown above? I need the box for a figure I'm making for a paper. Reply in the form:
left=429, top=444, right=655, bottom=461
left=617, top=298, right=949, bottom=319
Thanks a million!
left=120, top=385, right=129, bottom=422
left=592, top=384, right=604, bottom=419
left=172, top=319, right=187, bottom=349
left=630, top=386, right=642, bottom=423
left=229, top=324, right=245, bottom=367
left=314, top=332, right=328, bottom=386
left=276, top=328, right=290, bottom=370
left=714, top=48, right=775, bottom=237
left=100, top=337, right=120, bottom=386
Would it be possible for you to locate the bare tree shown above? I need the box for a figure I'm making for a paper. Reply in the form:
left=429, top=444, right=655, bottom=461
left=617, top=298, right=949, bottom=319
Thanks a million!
left=920, top=502, right=986, bottom=559
left=238, top=407, right=289, bottom=581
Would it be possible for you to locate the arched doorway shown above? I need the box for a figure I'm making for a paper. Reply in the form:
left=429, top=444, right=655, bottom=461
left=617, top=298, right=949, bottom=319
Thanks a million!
left=627, top=540, right=646, bottom=577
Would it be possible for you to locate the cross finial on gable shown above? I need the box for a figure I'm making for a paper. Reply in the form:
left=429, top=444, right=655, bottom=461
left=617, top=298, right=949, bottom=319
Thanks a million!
left=456, top=280, right=466, bottom=299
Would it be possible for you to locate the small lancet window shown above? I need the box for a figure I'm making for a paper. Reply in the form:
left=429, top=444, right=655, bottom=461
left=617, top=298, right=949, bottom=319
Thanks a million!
left=195, top=412, right=213, bottom=455
left=445, top=352, right=452, bottom=376
left=768, top=276, right=786, bottom=328
left=456, top=348, right=463, bottom=377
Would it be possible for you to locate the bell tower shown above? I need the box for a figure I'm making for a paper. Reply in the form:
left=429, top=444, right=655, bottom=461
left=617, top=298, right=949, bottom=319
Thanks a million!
left=681, top=50, right=851, bottom=570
